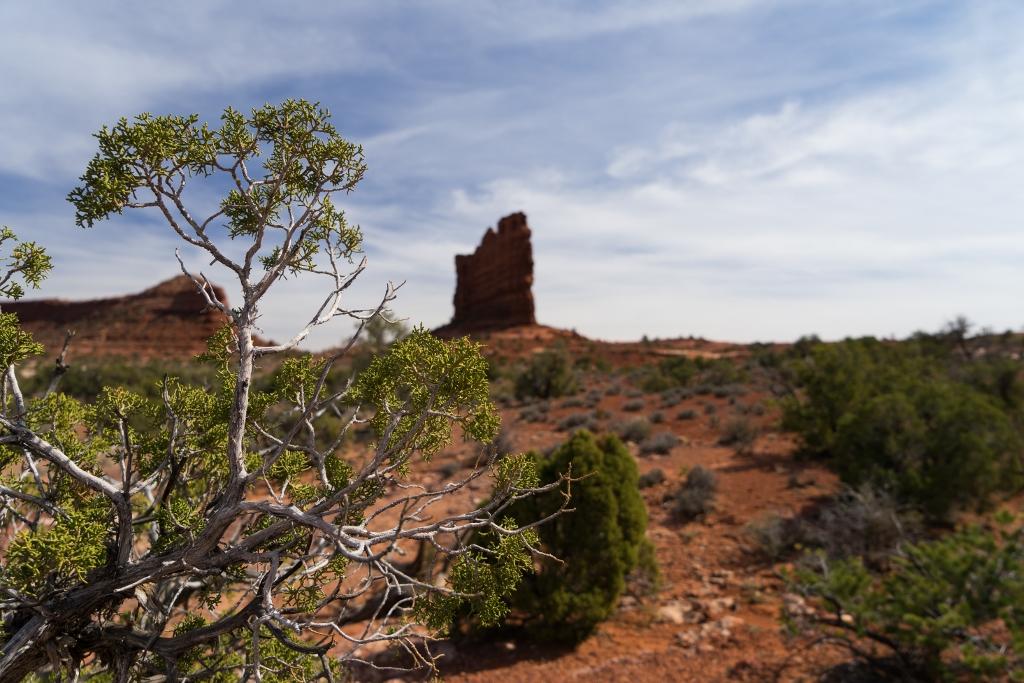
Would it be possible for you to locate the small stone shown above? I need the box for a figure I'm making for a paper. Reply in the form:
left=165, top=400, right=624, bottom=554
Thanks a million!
left=657, top=602, right=689, bottom=625
left=719, top=615, right=743, bottom=630
left=713, top=569, right=734, bottom=580
left=705, top=596, right=736, bottom=618
left=684, top=609, right=706, bottom=625
left=675, top=630, right=699, bottom=648
left=782, top=592, right=810, bottom=616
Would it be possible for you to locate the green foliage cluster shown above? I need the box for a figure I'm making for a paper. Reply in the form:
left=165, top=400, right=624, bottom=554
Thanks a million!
left=0, top=226, right=52, bottom=300
left=638, top=355, right=744, bottom=393
left=4, top=502, right=110, bottom=595
left=790, top=518, right=1024, bottom=681
left=0, top=312, right=44, bottom=368
left=350, top=327, right=499, bottom=462
left=69, top=100, right=365, bottom=244
left=149, top=624, right=348, bottom=683
left=496, top=431, right=655, bottom=642
left=415, top=453, right=541, bottom=631
left=514, top=347, right=579, bottom=401
left=781, top=335, right=1024, bottom=519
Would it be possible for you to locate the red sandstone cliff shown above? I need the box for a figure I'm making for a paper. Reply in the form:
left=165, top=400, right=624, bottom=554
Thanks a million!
left=435, top=212, right=536, bottom=336
left=2, top=276, right=230, bottom=361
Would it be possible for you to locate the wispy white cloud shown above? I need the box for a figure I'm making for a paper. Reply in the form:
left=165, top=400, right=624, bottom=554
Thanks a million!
left=2, top=0, right=1023, bottom=346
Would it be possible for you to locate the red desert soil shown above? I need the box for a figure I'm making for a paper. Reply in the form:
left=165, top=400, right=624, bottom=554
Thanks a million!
left=363, top=325, right=853, bottom=682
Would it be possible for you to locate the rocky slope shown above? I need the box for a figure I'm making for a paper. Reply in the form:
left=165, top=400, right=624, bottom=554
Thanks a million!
left=3, top=275, right=229, bottom=360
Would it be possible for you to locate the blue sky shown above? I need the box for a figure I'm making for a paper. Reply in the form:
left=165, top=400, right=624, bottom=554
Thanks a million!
left=1, top=1, right=1022, bottom=347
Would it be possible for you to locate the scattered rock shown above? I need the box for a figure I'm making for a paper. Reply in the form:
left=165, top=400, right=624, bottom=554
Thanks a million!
left=705, top=596, right=737, bottom=619
left=657, top=601, right=692, bottom=625
left=782, top=592, right=815, bottom=618
left=675, top=630, right=699, bottom=648
left=709, top=569, right=735, bottom=586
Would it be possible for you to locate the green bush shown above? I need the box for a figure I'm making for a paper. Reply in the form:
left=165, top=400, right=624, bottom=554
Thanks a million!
left=639, top=356, right=696, bottom=392
left=790, top=519, right=1024, bottom=681
left=498, top=431, right=655, bottom=642
left=514, top=348, right=579, bottom=401
left=781, top=336, right=1024, bottom=519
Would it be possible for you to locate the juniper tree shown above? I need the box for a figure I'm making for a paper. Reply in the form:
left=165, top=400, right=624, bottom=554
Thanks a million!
left=0, top=100, right=558, bottom=681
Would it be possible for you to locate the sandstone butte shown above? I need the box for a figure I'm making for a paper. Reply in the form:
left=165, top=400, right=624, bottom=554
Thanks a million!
left=2, top=275, right=229, bottom=361
left=434, top=211, right=537, bottom=337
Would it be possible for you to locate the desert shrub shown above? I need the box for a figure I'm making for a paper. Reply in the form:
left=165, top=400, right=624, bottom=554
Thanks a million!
left=748, top=487, right=917, bottom=568
left=604, top=383, right=622, bottom=396
left=23, top=358, right=217, bottom=401
left=622, top=398, right=645, bottom=412
left=697, top=358, right=745, bottom=387
left=746, top=514, right=793, bottom=563
left=639, top=432, right=680, bottom=455
left=560, top=396, right=586, bottom=409
left=789, top=519, right=1024, bottom=681
left=479, top=427, right=516, bottom=461
left=498, top=431, right=655, bottom=642
left=613, top=418, right=652, bottom=443
left=659, top=389, right=684, bottom=407
left=638, top=357, right=743, bottom=393
left=650, top=411, right=664, bottom=424
left=638, top=468, right=666, bottom=489
left=713, top=384, right=746, bottom=399
left=639, top=356, right=697, bottom=392
left=671, top=465, right=717, bottom=521
left=514, top=348, right=579, bottom=400
left=677, top=409, right=697, bottom=420
left=718, top=415, right=759, bottom=453
left=518, top=401, right=550, bottom=423
left=483, top=354, right=504, bottom=381
left=489, top=376, right=517, bottom=405
left=557, top=411, right=598, bottom=432
left=573, top=354, right=611, bottom=373
left=831, top=382, right=1019, bottom=520
left=781, top=336, right=1024, bottom=519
